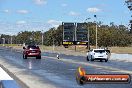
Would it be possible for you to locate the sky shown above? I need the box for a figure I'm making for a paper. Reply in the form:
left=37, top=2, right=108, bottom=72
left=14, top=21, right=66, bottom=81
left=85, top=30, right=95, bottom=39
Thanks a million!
left=0, top=0, right=131, bottom=35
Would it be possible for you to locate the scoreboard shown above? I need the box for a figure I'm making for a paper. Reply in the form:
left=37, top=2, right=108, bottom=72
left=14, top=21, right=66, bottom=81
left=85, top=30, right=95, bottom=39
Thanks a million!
left=62, top=22, right=88, bottom=46
left=62, top=23, right=75, bottom=45
left=76, top=23, right=88, bottom=42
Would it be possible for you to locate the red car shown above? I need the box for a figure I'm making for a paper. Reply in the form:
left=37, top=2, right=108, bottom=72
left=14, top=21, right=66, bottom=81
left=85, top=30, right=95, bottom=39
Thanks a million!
left=23, top=45, right=41, bottom=59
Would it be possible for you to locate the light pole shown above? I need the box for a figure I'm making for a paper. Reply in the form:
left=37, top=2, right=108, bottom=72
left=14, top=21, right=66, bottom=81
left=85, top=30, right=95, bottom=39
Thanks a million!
left=41, top=30, right=44, bottom=50
left=53, top=37, right=55, bottom=51
left=11, top=36, right=12, bottom=45
left=85, top=18, right=91, bottom=50
left=94, top=15, right=98, bottom=49
left=52, top=28, right=55, bottom=51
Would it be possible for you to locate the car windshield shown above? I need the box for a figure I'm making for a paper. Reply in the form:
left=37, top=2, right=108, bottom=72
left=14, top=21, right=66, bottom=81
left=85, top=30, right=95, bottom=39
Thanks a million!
left=94, top=50, right=105, bottom=53
left=27, top=46, right=39, bottom=49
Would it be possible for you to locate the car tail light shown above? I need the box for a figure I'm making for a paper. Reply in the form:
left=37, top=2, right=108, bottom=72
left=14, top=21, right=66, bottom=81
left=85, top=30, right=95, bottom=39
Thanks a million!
left=26, top=51, right=29, bottom=54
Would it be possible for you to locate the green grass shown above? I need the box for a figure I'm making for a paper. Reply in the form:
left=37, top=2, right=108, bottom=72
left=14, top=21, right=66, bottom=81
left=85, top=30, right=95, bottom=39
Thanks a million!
left=0, top=44, right=18, bottom=46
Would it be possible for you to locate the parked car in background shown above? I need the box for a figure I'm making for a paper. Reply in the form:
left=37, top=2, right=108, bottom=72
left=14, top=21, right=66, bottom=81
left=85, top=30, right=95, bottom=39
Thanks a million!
left=23, top=45, right=41, bottom=59
left=86, top=49, right=110, bottom=62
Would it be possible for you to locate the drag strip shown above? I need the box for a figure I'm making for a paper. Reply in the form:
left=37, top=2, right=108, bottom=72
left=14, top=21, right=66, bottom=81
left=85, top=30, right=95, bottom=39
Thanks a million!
left=0, top=47, right=131, bottom=88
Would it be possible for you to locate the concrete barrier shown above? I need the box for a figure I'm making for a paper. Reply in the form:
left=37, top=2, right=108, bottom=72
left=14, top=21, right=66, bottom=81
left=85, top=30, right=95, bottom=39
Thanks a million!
left=0, top=67, right=20, bottom=88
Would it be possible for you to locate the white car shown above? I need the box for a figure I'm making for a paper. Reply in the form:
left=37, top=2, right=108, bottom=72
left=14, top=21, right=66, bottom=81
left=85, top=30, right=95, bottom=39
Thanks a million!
left=86, top=49, right=110, bottom=62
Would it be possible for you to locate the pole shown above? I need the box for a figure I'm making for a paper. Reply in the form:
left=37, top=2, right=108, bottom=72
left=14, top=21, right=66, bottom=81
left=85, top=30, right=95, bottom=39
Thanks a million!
left=42, top=33, right=43, bottom=45
left=88, top=27, right=90, bottom=50
left=11, top=36, right=12, bottom=45
left=2, top=38, right=5, bottom=46
left=94, top=15, right=98, bottom=49
left=42, top=30, right=44, bottom=50
left=52, top=29, right=55, bottom=51
left=96, top=22, right=97, bottom=49
left=53, top=37, right=55, bottom=51
left=85, top=18, right=91, bottom=50
left=75, top=23, right=77, bottom=51
left=3, top=38, right=5, bottom=46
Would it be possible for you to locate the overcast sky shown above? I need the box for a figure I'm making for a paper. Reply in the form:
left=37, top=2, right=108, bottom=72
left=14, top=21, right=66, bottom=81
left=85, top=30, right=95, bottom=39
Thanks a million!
left=0, top=0, right=131, bottom=35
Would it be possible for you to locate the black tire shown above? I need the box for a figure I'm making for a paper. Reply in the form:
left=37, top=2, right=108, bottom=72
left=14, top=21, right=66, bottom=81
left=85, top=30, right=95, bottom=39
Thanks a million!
left=105, top=59, right=108, bottom=62
left=86, top=56, right=89, bottom=61
left=36, top=55, right=41, bottom=59
left=23, top=54, right=27, bottom=59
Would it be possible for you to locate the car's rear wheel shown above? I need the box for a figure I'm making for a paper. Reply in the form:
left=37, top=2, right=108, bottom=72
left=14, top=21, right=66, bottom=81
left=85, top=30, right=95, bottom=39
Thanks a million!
left=36, top=55, right=41, bottom=59
left=105, top=59, right=108, bottom=62
left=23, top=54, right=27, bottom=59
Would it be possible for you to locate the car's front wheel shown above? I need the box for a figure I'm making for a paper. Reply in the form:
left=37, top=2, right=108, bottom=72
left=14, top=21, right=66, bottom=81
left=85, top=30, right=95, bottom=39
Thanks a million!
left=86, top=56, right=89, bottom=61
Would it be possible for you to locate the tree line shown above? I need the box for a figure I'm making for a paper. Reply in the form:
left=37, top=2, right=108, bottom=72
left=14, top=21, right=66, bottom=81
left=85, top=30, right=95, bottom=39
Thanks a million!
left=0, top=22, right=132, bottom=47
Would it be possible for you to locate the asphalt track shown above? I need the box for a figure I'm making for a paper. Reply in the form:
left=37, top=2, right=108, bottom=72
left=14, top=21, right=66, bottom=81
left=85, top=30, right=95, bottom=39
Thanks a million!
left=0, top=47, right=131, bottom=88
